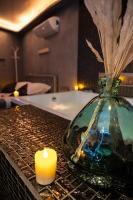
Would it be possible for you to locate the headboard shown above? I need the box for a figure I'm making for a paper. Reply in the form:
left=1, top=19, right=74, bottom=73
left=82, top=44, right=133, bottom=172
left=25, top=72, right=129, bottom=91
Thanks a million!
left=26, top=74, right=57, bottom=93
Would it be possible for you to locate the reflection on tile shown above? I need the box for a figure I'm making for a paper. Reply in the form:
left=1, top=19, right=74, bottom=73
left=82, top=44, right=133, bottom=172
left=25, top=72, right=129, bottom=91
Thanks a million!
left=0, top=105, right=132, bottom=200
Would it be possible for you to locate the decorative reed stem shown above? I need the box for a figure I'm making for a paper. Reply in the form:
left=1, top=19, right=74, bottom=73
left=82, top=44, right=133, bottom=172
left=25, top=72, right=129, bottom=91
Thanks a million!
left=84, top=0, right=133, bottom=78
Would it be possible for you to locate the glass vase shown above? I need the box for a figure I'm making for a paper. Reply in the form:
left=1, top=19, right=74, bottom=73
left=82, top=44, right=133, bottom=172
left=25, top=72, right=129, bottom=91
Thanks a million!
left=64, top=77, right=133, bottom=189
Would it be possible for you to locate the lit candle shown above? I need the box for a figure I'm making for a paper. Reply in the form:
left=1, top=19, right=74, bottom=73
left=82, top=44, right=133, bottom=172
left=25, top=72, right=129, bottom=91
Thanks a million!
left=13, top=90, right=19, bottom=97
left=74, top=84, right=78, bottom=91
left=78, top=83, right=85, bottom=90
left=35, top=148, right=57, bottom=185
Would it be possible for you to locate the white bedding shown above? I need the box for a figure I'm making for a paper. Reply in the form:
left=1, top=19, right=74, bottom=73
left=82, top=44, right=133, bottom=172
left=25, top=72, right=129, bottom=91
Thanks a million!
left=0, top=93, right=11, bottom=98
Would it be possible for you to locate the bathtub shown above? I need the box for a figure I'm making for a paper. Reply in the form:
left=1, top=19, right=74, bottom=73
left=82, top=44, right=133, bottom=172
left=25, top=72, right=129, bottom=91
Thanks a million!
left=13, top=91, right=133, bottom=121
left=14, top=91, right=97, bottom=120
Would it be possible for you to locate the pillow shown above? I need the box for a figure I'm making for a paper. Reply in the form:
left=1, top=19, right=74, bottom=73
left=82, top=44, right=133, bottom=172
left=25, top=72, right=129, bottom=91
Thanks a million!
left=15, top=81, right=30, bottom=90
left=27, top=82, right=51, bottom=95
left=11, top=84, right=28, bottom=96
left=1, top=82, right=16, bottom=93
left=18, top=84, right=28, bottom=96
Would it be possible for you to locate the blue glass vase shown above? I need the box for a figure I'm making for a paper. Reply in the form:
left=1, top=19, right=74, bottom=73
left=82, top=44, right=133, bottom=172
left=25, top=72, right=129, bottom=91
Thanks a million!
left=64, top=77, right=133, bottom=189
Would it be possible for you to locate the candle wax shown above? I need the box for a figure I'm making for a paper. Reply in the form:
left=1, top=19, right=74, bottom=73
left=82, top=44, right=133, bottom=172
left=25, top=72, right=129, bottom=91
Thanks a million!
left=35, top=148, right=57, bottom=185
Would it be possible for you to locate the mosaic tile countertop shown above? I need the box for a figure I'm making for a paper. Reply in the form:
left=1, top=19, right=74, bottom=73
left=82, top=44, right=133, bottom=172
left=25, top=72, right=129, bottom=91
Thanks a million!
left=0, top=105, right=132, bottom=200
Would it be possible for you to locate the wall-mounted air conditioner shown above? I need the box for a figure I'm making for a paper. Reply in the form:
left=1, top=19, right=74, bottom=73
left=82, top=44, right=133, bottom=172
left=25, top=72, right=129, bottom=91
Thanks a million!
left=33, top=16, right=60, bottom=39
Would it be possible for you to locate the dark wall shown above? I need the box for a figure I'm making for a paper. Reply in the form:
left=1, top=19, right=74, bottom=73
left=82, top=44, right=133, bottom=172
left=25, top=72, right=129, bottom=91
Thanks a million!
left=0, top=0, right=132, bottom=91
left=0, top=30, right=23, bottom=88
left=78, top=1, right=103, bottom=90
left=124, top=63, right=133, bottom=73
left=22, top=2, right=79, bottom=91
left=78, top=1, right=133, bottom=90
left=0, top=30, right=22, bottom=87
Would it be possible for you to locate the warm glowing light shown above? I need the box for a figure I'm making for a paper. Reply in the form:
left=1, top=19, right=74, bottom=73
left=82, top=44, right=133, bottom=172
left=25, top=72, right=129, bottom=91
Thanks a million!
left=78, top=83, right=85, bottom=90
left=0, top=0, right=60, bottom=32
left=15, top=106, right=20, bottom=112
left=19, top=15, right=31, bottom=25
left=43, top=148, right=48, bottom=158
left=74, top=85, right=78, bottom=91
left=13, top=90, right=19, bottom=97
left=119, top=76, right=125, bottom=82
left=53, top=104, right=69, bottom=110
left=0, top=19, right=20, bottom=32
left=74, top=83, right=85, bottom=90
left=80, top=150, right=85, bottom=158
left=35, top=148, right=57, bottom=185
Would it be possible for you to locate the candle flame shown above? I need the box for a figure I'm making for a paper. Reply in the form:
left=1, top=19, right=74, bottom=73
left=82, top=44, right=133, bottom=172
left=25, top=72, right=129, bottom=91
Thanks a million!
left=13, top=90, right=19, bottom=97
left=74, top=83, right=85, bottom=91
left=74, top=85, right=78, bottom=91
left=119, top=75, right=125, bottom=82
left=43, top=149, right=48, bottom=158
left=78, top=83, right=85, bottom=90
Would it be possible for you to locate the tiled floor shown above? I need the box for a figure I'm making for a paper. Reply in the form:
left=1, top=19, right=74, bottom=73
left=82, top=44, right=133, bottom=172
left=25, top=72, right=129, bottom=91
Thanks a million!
left=0, top=105, right=133, bottom=200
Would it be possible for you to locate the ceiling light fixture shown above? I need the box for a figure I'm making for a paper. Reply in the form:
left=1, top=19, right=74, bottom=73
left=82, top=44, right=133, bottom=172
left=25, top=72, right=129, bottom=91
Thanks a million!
left=0, top=0, right=60, bottom=32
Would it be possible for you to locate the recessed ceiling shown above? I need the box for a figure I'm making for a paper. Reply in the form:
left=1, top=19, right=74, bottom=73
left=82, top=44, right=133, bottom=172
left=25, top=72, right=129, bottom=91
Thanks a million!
left=0, top=0, right=60, bottom=32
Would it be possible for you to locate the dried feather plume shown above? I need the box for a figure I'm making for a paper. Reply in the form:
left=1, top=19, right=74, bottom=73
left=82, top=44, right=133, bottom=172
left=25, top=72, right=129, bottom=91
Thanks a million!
left=84, top=0, right=133, bottom=78
left=86, top=39, right=103, bottom=63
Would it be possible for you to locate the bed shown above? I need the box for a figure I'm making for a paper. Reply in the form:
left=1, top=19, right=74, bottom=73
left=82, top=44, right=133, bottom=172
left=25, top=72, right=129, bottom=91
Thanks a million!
left=0, top=73, right=57, bottom=108
left=0, top=74, right=57, bottom=95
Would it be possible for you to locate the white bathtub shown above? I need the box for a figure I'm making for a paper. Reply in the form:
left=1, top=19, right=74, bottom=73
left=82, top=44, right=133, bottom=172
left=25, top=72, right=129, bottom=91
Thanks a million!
left=13, top=91, right=133, bottom=121
left=14, top=91, right=97, bottom=120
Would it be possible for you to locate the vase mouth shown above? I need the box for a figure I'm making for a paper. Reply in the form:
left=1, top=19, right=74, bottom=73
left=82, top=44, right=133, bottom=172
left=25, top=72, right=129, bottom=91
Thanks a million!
left=98, top=77, right=121, bottom=97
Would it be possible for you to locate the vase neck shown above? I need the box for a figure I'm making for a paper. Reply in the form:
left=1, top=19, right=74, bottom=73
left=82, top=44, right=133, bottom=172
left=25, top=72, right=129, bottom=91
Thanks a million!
left=99, top=77, right=121, bottom=97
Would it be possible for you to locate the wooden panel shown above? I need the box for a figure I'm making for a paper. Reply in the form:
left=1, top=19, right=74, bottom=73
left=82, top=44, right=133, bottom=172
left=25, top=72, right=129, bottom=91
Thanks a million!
left=0, top=58, right=5, bottom=61
left=38, top=48, right=50, bottom=55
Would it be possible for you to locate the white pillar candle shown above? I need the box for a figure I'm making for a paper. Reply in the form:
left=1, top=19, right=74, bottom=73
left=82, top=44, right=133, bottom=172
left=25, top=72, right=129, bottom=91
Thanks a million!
left=35, top=148, right=57, bottom=185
